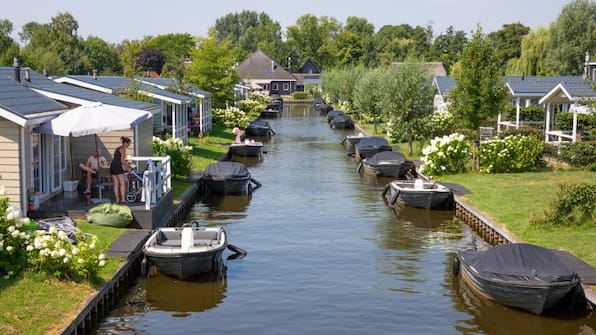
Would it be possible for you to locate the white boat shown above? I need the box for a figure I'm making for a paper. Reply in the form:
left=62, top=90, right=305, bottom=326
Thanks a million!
left=383, top=179, right=453, bottom=209
left=229, top=140, right=264, bottom=158
left=142, top=224, right=228, bottom=280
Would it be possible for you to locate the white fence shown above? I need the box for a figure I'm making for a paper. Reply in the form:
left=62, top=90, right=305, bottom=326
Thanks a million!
left=127, top=155, right=171, bottom=210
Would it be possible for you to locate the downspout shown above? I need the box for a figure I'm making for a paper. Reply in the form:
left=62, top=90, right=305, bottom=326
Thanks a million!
left=544, top=104, right=551, bottom=143
left=20, top=128, right=28, bottom=215
left=515, top=97, right=520, bottom=129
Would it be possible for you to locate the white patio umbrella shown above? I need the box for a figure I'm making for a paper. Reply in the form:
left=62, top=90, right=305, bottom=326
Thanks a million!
left=37, top=102, right=153, bottom=195
left=38, top=101, right=153, bottom=137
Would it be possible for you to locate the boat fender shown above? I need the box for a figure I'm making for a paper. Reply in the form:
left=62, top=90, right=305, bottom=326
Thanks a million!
left=452, top=257, right=460, bottom=276
left=389, top=190, right=400, bottom=206
left=356, top=163, right=362, bottom=174
left=141, top=256, right=151, bottom=278
left=381, top=184, right=390, bottom=197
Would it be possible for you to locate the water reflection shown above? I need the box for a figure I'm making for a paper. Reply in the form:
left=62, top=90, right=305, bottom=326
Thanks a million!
left=143, top=271, right=227, bottom=317
left=187, top=194, right=252, bottom=221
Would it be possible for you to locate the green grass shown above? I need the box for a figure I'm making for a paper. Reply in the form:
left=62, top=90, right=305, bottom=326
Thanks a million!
left=439, top=170, right=596, bottom=266
left=188, top=124, right=234, bottom=171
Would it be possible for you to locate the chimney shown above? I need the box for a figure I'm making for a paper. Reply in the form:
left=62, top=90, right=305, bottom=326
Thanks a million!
left=12, top=57, right=21, bottom=82
left=92, top=69, right=97, bottom=80
left=24, top=68, right=31, bottom=82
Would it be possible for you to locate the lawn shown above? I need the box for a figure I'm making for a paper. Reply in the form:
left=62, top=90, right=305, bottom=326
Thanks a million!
left=439, top=170, right=596, bottom=266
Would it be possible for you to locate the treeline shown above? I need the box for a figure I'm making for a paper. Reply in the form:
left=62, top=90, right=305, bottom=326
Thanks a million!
left=1, top=0, right=595, bottom=82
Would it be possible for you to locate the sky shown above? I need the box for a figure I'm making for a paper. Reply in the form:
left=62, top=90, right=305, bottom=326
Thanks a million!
left=4, top=0, right=573, bottom=44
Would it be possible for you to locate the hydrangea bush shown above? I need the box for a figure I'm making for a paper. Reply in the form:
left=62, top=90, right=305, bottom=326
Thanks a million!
left=239, top=99, right=263, bottom=115
left=479, top=135, right=544, bottom=173
left=0, top=186, right=106, bottom=281
left=426, top=110, right=455, bottom=138
left=212, top=107, right=249, bottom=129
left=152, top=137, right=192, bottom=180
left=420, top=133, right=471, bottom=177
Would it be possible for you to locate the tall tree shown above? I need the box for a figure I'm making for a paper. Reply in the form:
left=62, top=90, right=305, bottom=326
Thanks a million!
left=374, top=24, right=433, bottom=65
left=487, top=22, right=530, bottom=72
left=137, top=47, right=165, bottom=74
left=507, top=27, right=554, bottom=75
left=385, top=59, right=435, bottom=154
left=449, top=27, right=507, bottom=167
left=547, top=0, right=596, bottom=74
left=185, top=29, right=239, bottom=108
left=0, top=19, right=18, bottom=66
left=343, top=16, right=376, bottom=66
left=146, top=33, right=195, bottom=82
left=352, top=68, right=387, bottom=134
left=81, top=36, right=120, bottom=75
left=429, top=26, right=468, bottom=74
left=118, top=39, right=143, bottom=78
left=286, top=14, right=341, bottom=70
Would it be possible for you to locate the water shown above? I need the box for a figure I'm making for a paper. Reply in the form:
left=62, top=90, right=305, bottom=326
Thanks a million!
left=96, top=105, right=595, bottom=335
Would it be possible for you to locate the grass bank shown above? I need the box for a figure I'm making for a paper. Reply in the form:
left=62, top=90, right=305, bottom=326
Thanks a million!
left=439, top=170, right=596, bottom=266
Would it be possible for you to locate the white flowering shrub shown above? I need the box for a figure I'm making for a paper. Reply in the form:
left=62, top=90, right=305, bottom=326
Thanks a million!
left=421, top=133, right=471, bottom=177
left=153, top=137, right=192, bottom=179
left=27, top=229, right=106, bottom=282
left=239, top=99, right=264, bottom=115
left=426, top=110, right=455, bottom=138
left=0, top=187, right=32, bottom=278
left=479, top=135, right=544, bottom=173
left=212, top=107, right=249, bottom=129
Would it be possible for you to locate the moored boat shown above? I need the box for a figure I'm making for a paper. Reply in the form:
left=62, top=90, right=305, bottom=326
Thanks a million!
left=259, top=108, right=281, bottom=118
left=353, top=136, right=392, bottom=161
left=327, top=110, right=344, bottom=122
left=358, top=151, right=417, bottom=178
left=383, top=179, right=453, bottom=209
left=245, top=119, right=275, bottom=137
left=330, top=114, right=355, bottom=129
left=142, top=224, right=228, bottom=280
left=453, top=243, right=583, bottom=315
left=229, top=140, right=264, bottom=158
left=199, top=161, right=261, bottom=195
left=342, top=133, right=370, bottom=153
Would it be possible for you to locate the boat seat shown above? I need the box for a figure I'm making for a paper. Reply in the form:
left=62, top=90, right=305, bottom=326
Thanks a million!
left=193, top=230, right=220, bottom=246
left=158, top=230, right=181, bottom=246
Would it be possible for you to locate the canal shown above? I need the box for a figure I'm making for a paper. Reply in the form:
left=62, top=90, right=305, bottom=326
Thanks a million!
left=96, top=105, right=595, bottom=335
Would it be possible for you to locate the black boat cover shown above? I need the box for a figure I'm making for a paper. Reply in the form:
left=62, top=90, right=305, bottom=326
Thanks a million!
left=318, top=103, right=333, bottom=113
left=327, top=110, right=344, bottom=121
left=248, top=119, right=272, bottom=128
left=331, top=114, right=353, bottom=123
left=356, top=136, right=390, bottom=148
left=366, top=151, right=407, bottom=164
left=204, top=161, right=250, bottom=178
left=461, top=243, right=578, bottom=284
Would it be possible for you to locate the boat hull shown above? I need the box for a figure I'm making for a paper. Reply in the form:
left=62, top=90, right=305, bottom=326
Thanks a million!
left=229, top=143, right=263, bottom=157
left=201, top=177, right=251, bottom=195
left=143, top=226, right=228, bottom=280
left=457, top=253, right=579, bottom=315
left=386, top=181, right=453, bottom=209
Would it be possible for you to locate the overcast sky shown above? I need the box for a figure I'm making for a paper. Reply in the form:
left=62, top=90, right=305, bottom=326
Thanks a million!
left=4, top=0, right=572, bottom=44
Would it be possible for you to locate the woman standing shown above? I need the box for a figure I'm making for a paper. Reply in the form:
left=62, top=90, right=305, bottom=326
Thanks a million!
left=110, top=136, right=132, bottom=203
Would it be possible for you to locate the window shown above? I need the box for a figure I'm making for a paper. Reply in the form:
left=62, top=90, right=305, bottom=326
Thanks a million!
left=272, top=83, right=278, bottom=91
left=283, top=84, right=289, bottom=91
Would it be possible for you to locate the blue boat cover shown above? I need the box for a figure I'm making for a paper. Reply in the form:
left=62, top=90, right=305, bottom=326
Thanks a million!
left=204, top=161, right=250, bottom=178
left=356, top=136, right=390, bottom=148
left=461, top=243, right=578, bottom=284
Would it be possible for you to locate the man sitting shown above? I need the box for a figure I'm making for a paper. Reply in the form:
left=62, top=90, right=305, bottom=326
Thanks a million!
left=79, top=149, right=109, bottom=194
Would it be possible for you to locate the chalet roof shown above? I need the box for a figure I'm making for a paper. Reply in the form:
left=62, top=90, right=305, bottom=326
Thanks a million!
left=506, top=76, right=585, bottom=97
left=57, top=75, right=192, bottom=104
left=539, top=80, right=596, bottom=104
left=139, top=77, right=212, bottom=98
left=433, top=76, right=456, bottom=96
left=0, top=73, right=66, bottom=120
left=298, top=59, right=321, bottom=74
left=237, top=50, right=296, bottom=82
left=392, top=62, right=447, bottom=77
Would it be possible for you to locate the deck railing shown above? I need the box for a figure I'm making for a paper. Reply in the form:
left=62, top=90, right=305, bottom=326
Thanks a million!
left=126, top=155, right=171, bottom=210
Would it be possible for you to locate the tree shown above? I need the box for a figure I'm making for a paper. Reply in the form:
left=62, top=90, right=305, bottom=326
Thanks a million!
left=343, top=17, right=376, bottom=66
left=0, top=19, right=18, bottom=66
left=286, top=14, right=341, bottom=70
left=449, top=27, right=507, bottom=168
left=352, top=68, right=387, bottom=134
left=487, top=22, right=530, bottom=72
left=374, top=24, right=433, bottom=65
left=429, top=26, right=468, bottom=74
left=507, top=27, right=554, bottom=75
left=145, top=33, right=195, bottom=82
left=118, top=39, right=143, bottom=78
left=81, top=36, right=120, bottom=75
left=185, top=28, right=239, bottom=109
left=384, top=59, right=435, bottom=154
left=137, top=47, right=165, bottom=74
left=547, top=0, right=596, bottom=74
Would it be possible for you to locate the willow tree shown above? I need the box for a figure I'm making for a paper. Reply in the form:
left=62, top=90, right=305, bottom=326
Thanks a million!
left=384, top=59, right=435, bottom=155
left=507, top=27, right=554, bottom=76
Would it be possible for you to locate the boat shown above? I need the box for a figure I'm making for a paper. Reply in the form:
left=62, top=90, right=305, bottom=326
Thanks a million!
left=453, top=243, right=583, bottom=315
left=199, top=161, right=261, bottom=195
left=383, top=179, right=454, bottom=209
left=329, top=114, right=355, bottom=129
left=229, top=140, right=264, bottom=158
left=358, top=151, right=417, bottom=178
left=142, top=223, right=228, bottom=280
left=327, top=110, right=344, bottom=123
left=353, top=136, right=393, bottom=161
left=342, top=133, right=370, bottom=153
left=259, top=108, right=280, bottom=118
left=245, top=119, right=275, bottom=137
left=313, top=97, right=325, bottom=111
left=318, top=103, right=333, bottom=114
